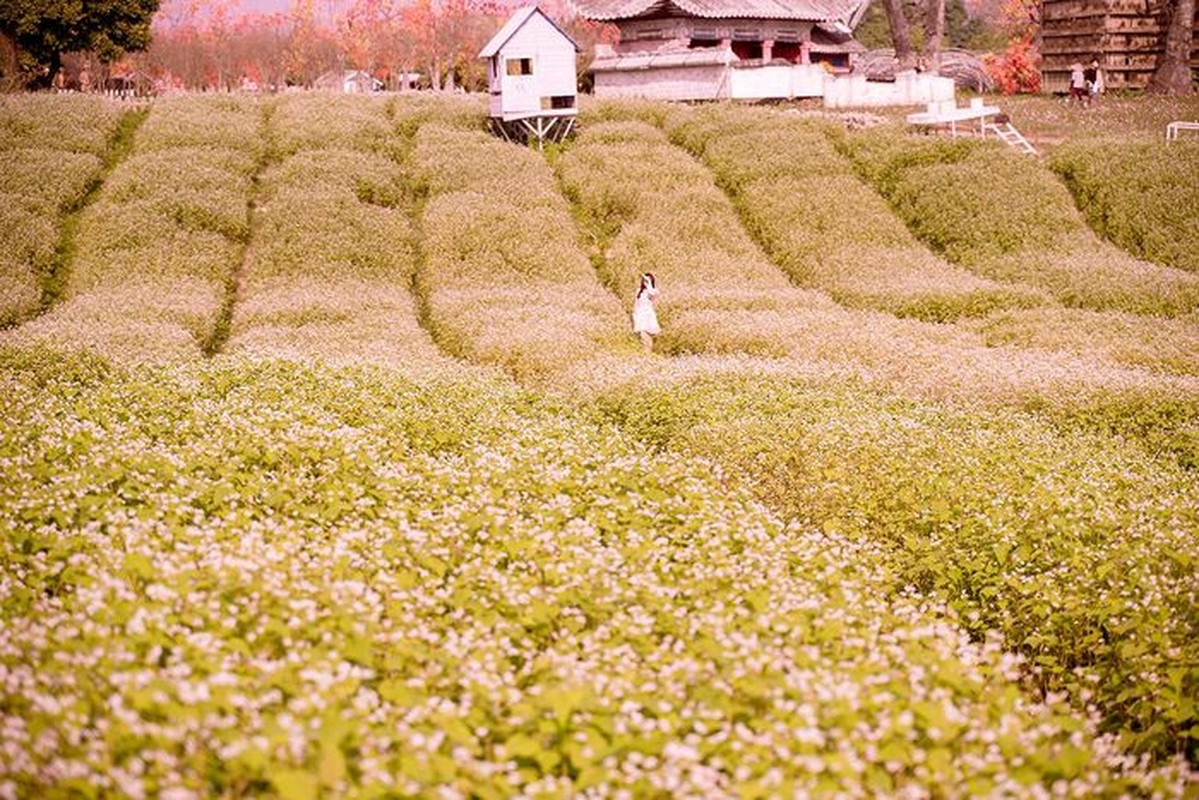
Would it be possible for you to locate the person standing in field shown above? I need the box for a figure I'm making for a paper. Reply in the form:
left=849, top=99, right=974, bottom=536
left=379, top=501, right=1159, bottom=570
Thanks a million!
left=632, top=273, right=660, bottom=353
left=1068, top=62, right=1087, bottom=105
left=1085, top=58, right=1105, bottom=107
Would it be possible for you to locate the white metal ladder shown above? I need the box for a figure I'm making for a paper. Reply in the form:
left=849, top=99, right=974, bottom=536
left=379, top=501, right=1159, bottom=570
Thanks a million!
left=983, top=121, right=1037, bottom=155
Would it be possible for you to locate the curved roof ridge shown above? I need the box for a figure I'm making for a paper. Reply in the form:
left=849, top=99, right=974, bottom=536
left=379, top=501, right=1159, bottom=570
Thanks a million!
left=572, top=0, right=862, bottom=22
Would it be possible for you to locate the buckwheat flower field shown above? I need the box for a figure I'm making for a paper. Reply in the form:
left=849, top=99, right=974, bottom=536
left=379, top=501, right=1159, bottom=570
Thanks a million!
left=1, top=92, right=1196, bottom=798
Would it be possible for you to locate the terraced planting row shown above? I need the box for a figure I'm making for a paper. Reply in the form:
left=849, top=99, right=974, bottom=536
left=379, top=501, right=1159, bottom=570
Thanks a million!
left=1050, top=139, right=1199, bottom=274
left=406, top=121, right=631, bottom=379
left=226, top=94, right=446, bottom=369
left=1, top=94, right=1196, bottom=796
left=6, top=96, right=264, bottom=362
left=657, top=104, right=1050, bottom=323
left=0, top=94, right=128, bottom=327
left=839, top=129, right=1199, bottom=317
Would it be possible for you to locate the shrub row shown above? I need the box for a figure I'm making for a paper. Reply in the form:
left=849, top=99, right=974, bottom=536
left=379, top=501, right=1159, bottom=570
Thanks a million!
left=0, top=201, right=50, bottom=327
left=389, top=93, right=487, bottom=162
left=559, top=107, right=1198, bottom=466
left=228, top=95, right=447, bottom=369
left=2, top=96, right=263, bottom=363
left=839, top=129, right=1199, bottom=316
left=0, top=97, right=121, bottom=326
left=578, top=360, right=1199, bottom=762
left=662, top=105, right=1052, bottom=322
left=0, top=92, right=124, bottom=154
left=272, top=92, right=397, bottom=158
left=0, top=353, right=1189, bottom=796
left=408, top=123, right=631, bottom=379
left=557, top=118, right=833, bottom=357
left=1050, top=140, right=1199, bottom=274
left=964, top=307, right=1199, bottom=378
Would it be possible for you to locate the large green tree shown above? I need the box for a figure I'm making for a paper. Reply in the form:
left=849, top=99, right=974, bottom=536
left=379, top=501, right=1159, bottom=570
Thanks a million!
left=0, top=0, right=160, bottom=88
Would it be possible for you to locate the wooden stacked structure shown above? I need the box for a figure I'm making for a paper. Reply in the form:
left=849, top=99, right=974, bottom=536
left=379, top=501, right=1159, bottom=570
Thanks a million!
left=1040, top=0, right=1199, bottom=92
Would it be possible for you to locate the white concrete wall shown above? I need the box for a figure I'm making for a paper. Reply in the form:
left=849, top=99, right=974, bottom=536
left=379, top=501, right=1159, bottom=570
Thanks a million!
left=822, top=71, right=955, bottom=108
left=594, top=65, right=730, bottom=101
left=729, top=64, right=792, bottom=99
left=592, top=62, right=955, bottom=107
left=792, top=64, right=825, bottom=97
left=729, top=63, right=826, bottom=99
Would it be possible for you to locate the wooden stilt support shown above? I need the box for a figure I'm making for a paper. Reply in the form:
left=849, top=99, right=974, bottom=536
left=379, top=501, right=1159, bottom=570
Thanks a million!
left=489, top=114, right=576, bottom=149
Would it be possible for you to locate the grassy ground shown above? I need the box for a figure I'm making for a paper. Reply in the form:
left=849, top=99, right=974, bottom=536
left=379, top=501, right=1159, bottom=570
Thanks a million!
left=795, top=93, right=1199, bottom=154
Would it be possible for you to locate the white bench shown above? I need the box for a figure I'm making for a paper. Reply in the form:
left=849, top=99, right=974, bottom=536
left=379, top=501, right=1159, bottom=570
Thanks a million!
left=906, top=98, right=1001, bottom=138
left=1166, top=121, right=1199, bottom=141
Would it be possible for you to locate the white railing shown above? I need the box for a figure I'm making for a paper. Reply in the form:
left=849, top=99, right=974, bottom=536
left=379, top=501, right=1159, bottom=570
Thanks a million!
left=1166, top=121, right=1199, bottom=141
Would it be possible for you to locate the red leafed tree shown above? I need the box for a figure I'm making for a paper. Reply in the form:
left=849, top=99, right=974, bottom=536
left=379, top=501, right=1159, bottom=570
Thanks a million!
left=341, top=0, right=389, bottom=73
left=286, top=0, right=341, bottom=86
left=402, top=0, right=513, bottom=90
left=980, top=0, right=1040, bottom=94
left=996, top=0, right=1039, bottom=40
left=145, top=0, right=293, bottom=90
left=143, top=0, right=596, bottom=93
left=982, top=35, right=1041, bottom=93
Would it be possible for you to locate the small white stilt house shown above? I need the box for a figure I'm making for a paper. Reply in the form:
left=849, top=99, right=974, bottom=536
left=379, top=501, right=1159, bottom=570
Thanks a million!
left=479, top=6, right=580, bottom=146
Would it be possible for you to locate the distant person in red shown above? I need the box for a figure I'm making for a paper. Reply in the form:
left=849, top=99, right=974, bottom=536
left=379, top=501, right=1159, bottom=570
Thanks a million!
left=632, top=273, right=660, bottom=353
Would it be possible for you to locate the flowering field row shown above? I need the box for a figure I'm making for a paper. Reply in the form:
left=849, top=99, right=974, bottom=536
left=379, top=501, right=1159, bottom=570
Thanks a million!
left=961, top=307, right=1199, bottom=378
left=571, top=358, right=1199, bottom=762
left=407, top=122, right=632, bottom=380
left=2, top=350, right=1190, bottom=797
left=654, top=104, right=1052, bottom=323
left=1050, top=140, right=1199, bottom=274
left=556, top=118, right=836, bottom=357
left=226, top=94, right=448, bottom=370
left=0, top=95, right=126, bottom=327
left=839, top=131, right=1199, bottom=316
left=1, top=94, right=1196, bottom=794
left=551, top=107, right=1198, bottom=467
left=384, top=97, right=1199, bottom=759
left=0, top=93, right=126, bottom=154
left=273, top=93, right=395, bottom=158
left=2, top=96, right=265, bottom=364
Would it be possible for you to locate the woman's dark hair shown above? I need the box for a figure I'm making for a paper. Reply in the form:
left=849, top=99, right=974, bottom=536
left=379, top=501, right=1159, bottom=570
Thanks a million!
left=637, top=272, right=656, bottom=298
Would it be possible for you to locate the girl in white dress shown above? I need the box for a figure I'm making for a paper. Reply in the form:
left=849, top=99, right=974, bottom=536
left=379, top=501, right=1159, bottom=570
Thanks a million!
left=632, top=272, right=660, bottom=352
